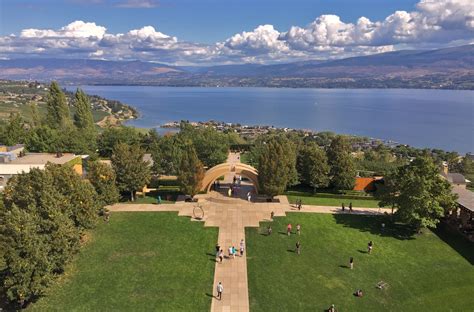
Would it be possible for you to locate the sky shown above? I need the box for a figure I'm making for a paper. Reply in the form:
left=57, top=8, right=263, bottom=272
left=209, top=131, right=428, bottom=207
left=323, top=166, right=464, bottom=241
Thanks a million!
left=0, top=0, right=473, bottom=65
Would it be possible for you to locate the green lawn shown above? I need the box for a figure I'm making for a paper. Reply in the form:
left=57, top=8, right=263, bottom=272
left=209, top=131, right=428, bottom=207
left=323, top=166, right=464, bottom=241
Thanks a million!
left=286, top=192, right=381, bottom=208
left=246, top=214, right=474, bottom=312
left=29, top=212, right=218, bottom=311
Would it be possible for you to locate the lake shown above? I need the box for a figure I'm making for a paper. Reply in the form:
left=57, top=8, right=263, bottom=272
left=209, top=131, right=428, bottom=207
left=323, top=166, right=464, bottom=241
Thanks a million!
left=69, top=86, right=474, bottom=154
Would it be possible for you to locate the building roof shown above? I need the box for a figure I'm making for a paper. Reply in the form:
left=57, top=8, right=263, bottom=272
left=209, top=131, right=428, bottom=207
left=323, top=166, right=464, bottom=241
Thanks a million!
left=9, top=153, right=78, bottom=165
left=452, top=186, right=474, bottom=213
left=441, top=172, right=467, bottom=184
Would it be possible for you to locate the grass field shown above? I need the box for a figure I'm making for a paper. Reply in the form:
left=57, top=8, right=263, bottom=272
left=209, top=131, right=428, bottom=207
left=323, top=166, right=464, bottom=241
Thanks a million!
left=246, top=214, right=474, bottom=312
left=286, top=192, right=381, bottom=208
left=29, top=212, right=218, bottom=311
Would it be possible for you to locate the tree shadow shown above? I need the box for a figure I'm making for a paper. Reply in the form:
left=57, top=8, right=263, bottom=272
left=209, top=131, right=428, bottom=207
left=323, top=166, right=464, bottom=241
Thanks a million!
left=332, top=214, right=416, bottom=240
left=433, top=222, right=474, bottom=265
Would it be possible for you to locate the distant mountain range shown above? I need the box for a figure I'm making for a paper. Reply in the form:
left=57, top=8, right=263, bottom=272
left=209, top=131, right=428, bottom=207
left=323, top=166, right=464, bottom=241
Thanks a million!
left=0, top=45, right=473, bottom=89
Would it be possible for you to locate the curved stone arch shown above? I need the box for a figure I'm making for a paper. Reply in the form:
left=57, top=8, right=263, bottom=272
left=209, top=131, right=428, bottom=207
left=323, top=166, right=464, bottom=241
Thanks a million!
left=200, top=163, right=259, bottom=193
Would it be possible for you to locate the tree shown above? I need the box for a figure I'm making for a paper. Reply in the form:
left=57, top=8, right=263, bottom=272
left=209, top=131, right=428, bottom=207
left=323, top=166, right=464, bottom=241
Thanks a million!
left=379, top=157, right=457, bottom=231
left=45, top=81, right=71, bottom=129
left=327, top=136, right=356, bottom=190
left=25, top=125, right=61, bottom=153
left=0, top=164, right=99, bottom=305
left=98, top=126, right=141, bottom=157
left=73, top=89, right=95, bottom=129
left=177, top=143, right=205, bottom=197
left=111, top=143, right=151, bottom=201
left=0, top=113, right=27, bottom=146
left=297, top=142, right=330, bottom=192
left=179, top=122, right=229, bottom=167
left=72, top=89, right=98, bottom=154
left=159, top=134, right=185, bottom=175
left=86, top=160, right=120, bottom=206
left=258, top=136, right=298, bottom=198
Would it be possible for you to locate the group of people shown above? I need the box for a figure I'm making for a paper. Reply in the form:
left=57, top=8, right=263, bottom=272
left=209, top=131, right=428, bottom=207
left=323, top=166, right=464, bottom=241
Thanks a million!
left=286, top=223, right=301, bottom=236
left=215, top=239, right=245, bottom=264
left=215, top=239, right=245, bottom=301
left=341, top=202, right=353, bottom=213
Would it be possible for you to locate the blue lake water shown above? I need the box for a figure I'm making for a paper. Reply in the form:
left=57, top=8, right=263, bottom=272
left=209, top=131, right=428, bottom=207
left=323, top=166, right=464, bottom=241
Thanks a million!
left=70, top=86, right=474, bottom=153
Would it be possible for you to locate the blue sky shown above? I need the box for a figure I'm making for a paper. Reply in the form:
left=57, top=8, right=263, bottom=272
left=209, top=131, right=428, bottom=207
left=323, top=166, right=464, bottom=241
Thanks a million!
left=0, top=0, right=472, bottom=64
left=1, top=0, right=420, bottom=42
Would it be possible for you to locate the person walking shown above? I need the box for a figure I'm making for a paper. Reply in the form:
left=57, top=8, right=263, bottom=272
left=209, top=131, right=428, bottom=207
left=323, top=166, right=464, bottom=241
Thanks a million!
left=216, top=282, right=224, bottom=300
left=216, top=243, right=221, bottom=253
left=240, top=239, right=245, bottom=256
left=296, top=241, right=301, bottom=255
left=247, top=191, right=251, bottom=202
left=287, top=223, right=292, bottom=236
left=368, top=241, right=373, bottom=254
left=349, top=202, right=353, bottom=213
left=227, top=188, right=232, bottom=197
left=296, top=224, right=301, bottom=235
left=342, top=203, right=345, bottom=212
left=218, top=249, right=224, bottom=263
left=270, top=211, right=274, bottom=220
left=350, top=257, right=354, bottom=269
left=228, top=246, right=233, bottom=259
left=231, top=246, right=237, bottom=259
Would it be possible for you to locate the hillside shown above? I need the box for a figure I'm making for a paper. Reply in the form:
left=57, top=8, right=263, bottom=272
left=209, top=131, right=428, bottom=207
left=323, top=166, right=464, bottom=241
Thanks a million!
left=0, top=80, right=138, bottom=125
left=0, top=45, right=472, bottom=89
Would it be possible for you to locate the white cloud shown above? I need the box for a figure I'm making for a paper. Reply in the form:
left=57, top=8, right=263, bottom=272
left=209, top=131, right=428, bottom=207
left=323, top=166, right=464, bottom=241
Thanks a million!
left=1, top=0, right=473, bottom=65
left=115, top=0, right=159, bottom=8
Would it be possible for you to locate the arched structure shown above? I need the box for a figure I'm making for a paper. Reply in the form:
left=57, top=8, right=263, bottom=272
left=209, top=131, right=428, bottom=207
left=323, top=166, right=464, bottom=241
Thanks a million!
left=200, top=163, right=259, bottom=193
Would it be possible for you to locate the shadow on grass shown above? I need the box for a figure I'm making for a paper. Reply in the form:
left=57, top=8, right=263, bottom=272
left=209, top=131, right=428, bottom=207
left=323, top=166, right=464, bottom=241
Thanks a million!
left=433, top=222, right=474, bottom=265
left=357, top=249, right=367, bottom=254
left=205, top=293, right=215, bottom=299
left=333, top=214, right=416, bottom=241
left=286, top=249, right=295, bottom=253
left=339, top=265, right=350, bottom=269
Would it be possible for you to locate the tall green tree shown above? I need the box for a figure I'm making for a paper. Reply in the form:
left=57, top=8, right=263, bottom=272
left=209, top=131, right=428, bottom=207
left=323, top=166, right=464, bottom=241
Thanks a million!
left=86, top=160, right=120, bottom=206
left=297, top=142, right=330, bottom=192
left=159, top=134, right=185, bottom=175
left=0, top=112, right=27, bottom=146
left=73, top=89, right=94, bottom=129
left=258, top=136, right=298, bottom=198
left=379, top=157, right=457, bottom=231
left=0, top=164, right=99, bottom=305
left=327, top=136, right=356, bottom=190
left=45, top=81, right=71, bottom=129
left=179, top=122, right=229, bottom=167
left=98, top=126, right=141, bottom=157
left=111, top=143, right=151, bottom=201
left=177, top=143, right=205, bottom=197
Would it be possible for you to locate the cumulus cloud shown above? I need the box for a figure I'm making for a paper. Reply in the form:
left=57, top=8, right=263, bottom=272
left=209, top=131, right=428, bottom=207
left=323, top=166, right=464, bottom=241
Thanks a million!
left=1, top=0, right=473, bottom=64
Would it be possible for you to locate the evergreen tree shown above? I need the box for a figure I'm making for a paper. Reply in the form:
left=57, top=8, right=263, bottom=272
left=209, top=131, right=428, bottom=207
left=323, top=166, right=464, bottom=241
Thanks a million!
left=45, top=81, right=71, bottom=129
left=297, top=142, right=330, bottom=192
left=25, top=125, right=61, bottom=153
left=1, top=113, right=27, bottom=146
left=111, top=143, right=151, bottom=201
left=86, top=160, right=120, bottom=206
left=379, top=157, right=457, bottom=231
left=159, top=135, right=185, bottom=175
left=29, top=102, right=42, bottom=128
left=258, top=137, right=298, bottom=198
left=177, top=143, right=205, bottom=197
left=327, top=136, right=356, bottom=190
left=73, top=89, right=94, bottom=129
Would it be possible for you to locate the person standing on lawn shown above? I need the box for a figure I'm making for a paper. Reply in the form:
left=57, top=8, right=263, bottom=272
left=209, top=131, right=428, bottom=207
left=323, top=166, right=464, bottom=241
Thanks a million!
left=287, top=223, right=292, bottom=236
left=296, top=241, right=301, bottom=255
left=350, top=257, right=354, bottom=269
left=296, top=224, right=301, bottom=235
